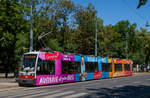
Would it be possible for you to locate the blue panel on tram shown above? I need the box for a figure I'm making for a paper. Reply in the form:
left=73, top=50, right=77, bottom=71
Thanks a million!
left=75, top=73, right=80, bottom=82
left=75, top=55, right=81, bottom=62
left=86, top=72, right=93, bottom=80
left=102, top=72, right=109, bottom=79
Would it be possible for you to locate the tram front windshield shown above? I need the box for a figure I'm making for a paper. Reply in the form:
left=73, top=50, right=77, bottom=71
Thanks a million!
left=21, top=54, right=37, bottom=72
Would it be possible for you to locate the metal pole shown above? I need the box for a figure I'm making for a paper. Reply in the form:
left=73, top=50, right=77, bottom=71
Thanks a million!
left=126, top=32, right=128, bottom=59
left=30, top=0, right=33, bottom=52
left=95, top=19, right=98, bottom=56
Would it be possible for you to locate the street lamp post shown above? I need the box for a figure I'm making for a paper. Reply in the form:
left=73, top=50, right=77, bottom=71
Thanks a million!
left=30, top=0, right=33, bottom=52
left=95, top=19, right=98, bottom=56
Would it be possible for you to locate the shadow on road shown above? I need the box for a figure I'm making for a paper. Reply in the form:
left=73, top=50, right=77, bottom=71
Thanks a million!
left=84, top=85, right=150, bottom=98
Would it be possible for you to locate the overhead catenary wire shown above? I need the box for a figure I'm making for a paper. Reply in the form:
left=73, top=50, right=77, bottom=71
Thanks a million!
left=121, top=0, right=147, bottom=21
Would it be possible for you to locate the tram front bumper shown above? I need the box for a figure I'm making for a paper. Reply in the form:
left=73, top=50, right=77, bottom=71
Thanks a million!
left=16, top=78, right=36, bottom=86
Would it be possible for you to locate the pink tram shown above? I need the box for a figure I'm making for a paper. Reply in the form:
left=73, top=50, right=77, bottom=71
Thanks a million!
left=16, top=51, right=133, bottom=86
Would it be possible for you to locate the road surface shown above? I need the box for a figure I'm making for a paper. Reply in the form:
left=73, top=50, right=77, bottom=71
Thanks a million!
left=0, top=73, right=150, bottom=98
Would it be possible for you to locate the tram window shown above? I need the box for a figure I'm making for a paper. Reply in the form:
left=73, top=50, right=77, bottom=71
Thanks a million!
left=115, top=64, right=122, bottom=72
left=102, top=63, right=112, bottom=72
left=85, top=62, right=98, bottom=73
left=36, top=58, right=55, bottom=75
left=124, top=64, right=130, bottom=71
left=62, top=61, right=81, bottom=74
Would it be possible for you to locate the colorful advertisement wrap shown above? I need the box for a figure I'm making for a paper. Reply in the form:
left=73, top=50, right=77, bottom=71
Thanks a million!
left=116, top=59, right=121, bottom=64
left=121, top=60, right=126, bottom=64
left=45, top=52, right=60, bottom=60
left=85, top=56, right=102, bottom=80
left=84, top=56, right=97, bottom=62
left=125, top=71, right=132, bottom=76
left=94, top=71, right=102, bottom=79
left=62, top=54, right=75, bottom=61
left=113, top=72, right=124, bottom=77
left=98, top=57, right=108, bottom=63
left=39, top=52, right=60, bottom=60
left=126, top=60, right=130, bottom=64
left=98, top=57, right=109, bottom=79
left=74, top=55, right=81, bottom=61
left=80, top=56, right=86, bottom=81
left=39, top=52, right=61, bottom=75
left=108, top=58, right=113, bottom=63
left=113, top=59, right=117, bottom=63
left=36, top=74, right=75, bottom=85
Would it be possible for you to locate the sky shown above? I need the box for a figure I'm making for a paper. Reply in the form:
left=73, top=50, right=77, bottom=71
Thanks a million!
left=72, top=0, right=150, bottom=31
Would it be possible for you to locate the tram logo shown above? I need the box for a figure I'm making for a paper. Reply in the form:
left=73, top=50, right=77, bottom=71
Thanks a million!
left=45, top=52, right=60, bottom=60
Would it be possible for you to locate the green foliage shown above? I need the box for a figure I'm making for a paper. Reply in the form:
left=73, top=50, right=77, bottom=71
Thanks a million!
left=47, top=39, right=63, bottom=51
left=15, top=32, right=29, bottom=60
left=0, top=0, right=150, bottom=73
left=0, top=32, right=14, bottom=48
left=0, top=0, right=28, bottom=72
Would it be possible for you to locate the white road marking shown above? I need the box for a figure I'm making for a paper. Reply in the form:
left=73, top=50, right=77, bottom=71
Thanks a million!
left=62, top=93, right=88, bottom=98
left=42, top=91, right=74, bottom=98
left=116, top=85, right=123, bottom=88
left=12, top=90, right=62, bottom=98
left=147, top=79, right=150, bottom=81
left=1, top=89, right=46, bottom=98
left=133, top=81, right=141, bottom=84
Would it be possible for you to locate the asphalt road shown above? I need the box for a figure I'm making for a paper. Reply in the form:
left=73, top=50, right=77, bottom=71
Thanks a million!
left=0, top=74, right=150, bottom=98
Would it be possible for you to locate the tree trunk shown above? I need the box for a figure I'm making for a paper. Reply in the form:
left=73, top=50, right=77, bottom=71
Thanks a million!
left=5, top=70, right=8, bottom=78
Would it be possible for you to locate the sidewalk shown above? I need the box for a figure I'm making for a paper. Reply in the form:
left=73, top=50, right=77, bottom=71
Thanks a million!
left=0, top=78, right=18, bottom=92
left=133, top=72, right=150, bottom=75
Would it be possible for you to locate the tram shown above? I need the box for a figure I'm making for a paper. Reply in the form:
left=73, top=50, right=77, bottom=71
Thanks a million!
left=16, top=51, right=133, bottom=86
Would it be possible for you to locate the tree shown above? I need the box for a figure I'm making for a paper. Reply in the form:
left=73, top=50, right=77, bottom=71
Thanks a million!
left=73, top=3, right=103, bottom=55
left=25, top=0, right=76, bottom=52
left=0, top=0, right=27, bottom=77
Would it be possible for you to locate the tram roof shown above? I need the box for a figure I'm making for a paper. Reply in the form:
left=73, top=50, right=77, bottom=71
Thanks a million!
left=23, top=51, right=132, bottom=62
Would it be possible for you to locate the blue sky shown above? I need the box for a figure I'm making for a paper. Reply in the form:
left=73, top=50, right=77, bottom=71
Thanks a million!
left=72, top=0, right=150, bottom=31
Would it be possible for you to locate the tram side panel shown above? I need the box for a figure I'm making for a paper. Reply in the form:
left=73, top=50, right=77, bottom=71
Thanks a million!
left=61, top=54, right=77, bottom=83
left=98, top=57, right=109, bottom=79
left=36, top=53, right=77, bottom=86
left=35, top=52, right=133, bottom=86
left=124, top=60, right=133, bottom=76
left=36, top=52, right=63, bottom=86
left=84, top=56, right=102, bottom=80
left=74, top=55, right=81, bottom=82
left=112, top=59, right=125, bottom=77
left=108, top=58, right=114, bottom=78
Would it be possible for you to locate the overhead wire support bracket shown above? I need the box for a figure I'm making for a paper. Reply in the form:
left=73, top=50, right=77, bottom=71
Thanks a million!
left=38, top=31, right=52, bottom=52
